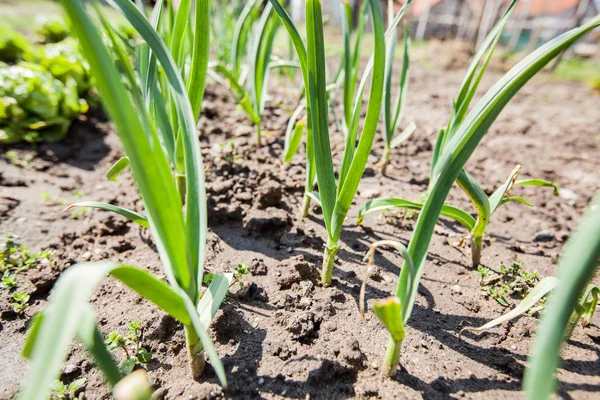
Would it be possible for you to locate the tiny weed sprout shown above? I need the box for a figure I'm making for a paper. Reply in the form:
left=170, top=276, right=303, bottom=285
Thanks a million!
left=214, top=0, right=284, bottom=147
left=360, top=1, right=600, bottom=376
left=105, top=322, right=152, bottom=375
left=1, top=271, right=17, bottom=289
left=18, top=0, right=235, bottom=398
left=50, top=378, right=86, bottom=400
left=269, top=0, right=411, bottom=286
left=11, top=292, right=30, bottom=314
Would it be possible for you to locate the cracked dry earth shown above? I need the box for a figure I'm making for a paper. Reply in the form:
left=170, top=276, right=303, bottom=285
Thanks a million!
left=1, top=54, right=600, bottom=399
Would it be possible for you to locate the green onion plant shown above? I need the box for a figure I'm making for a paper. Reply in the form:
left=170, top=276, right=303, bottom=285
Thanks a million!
left=269, top=0, right=412, bottom=286
left=362, top=1, right=600, bottom=376
left=359, top=1, right=558, bottom=268
left=18, top=0, right=233, bottom=398
left=214, top=0, right=285, bottom=147
left=379, top=1, right=415, bottom=175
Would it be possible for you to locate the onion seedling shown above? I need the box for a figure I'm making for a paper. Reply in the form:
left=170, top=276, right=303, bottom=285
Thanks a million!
left=359, top=164, right=559, bottom=267
left=282, top=0, right=372, bottom=218
left=214, top=0, right=285, bottom=147
left=363, top=3, right=600, bottom=376
left=18, top=1, right=233, bottom=398
left=269, top=0, right=412, bottom=286
left=360, top=0, right=558, bottom=268
left=379, top=1, right=415, bottom=175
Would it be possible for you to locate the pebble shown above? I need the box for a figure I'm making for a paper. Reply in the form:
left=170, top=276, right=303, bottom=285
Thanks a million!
left=451, top=284, right=462, bottom=294
left=433, top=307, right=441, bottom=313
left=257, top=377, right=265, bottom=385
left=534, top=229, right=555, bottom=242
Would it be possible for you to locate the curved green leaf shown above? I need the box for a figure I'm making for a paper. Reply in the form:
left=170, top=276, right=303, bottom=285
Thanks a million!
left=65, top=201, right=149, bottom=228
left=283, top=101, right=306, bottom=163
left=63, top=0, right=191, bottom=294
left=489, top=165, right=521, bottom=214
left=17, top=262, right=189, bottom=400
left=516, top=178, right=560, bottom=196
left=525, top=193, right=600, bottom=399
left=400, top=16, right=600, bottom=324
left=461, top=276, right=559, bottom=335
left=106, top=157, right=130, bottom=181
left=357, top=197, right=476, bottom=231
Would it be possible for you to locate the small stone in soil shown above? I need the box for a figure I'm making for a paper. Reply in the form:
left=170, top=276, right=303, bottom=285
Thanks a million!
left=451, top=284, right=462, bottom=294
left=534, top=229, right=555, bottom=242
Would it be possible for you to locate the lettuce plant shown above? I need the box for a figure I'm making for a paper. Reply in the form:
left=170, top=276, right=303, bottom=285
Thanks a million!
left=0, top=62, right=87, bottom=144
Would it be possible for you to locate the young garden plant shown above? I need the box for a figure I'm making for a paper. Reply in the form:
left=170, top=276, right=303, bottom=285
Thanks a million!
left=361, top=0, right=600, bottom=376
left=269, top=0, right=412, bottom=287
left=214, top=0, right=284, bottom=147
left=359, top=0, right=557, bottom=268
left=359, top=164, right=559, bottom=267
left=379, top=1, right=415, bottom=175
left=18, top=0, right=233, bottom=398
left=460, top=192, right=600, bottom=399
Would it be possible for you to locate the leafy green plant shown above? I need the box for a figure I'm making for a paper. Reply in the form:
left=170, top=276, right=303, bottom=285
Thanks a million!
left=50, top=378, right=86, bottom=400
left=26, top=38, right=93, bottom=96
left=214, top=0, right=281, bottom=147
left=488, top=192, right=600, bottom=399
left=360, top=2, right=600, bottom=376
left=0, top=61, right=88, bottom=144
left=378, top=2, right=415, bottom=174
left=0, top=24, right=33, bottom=63
left=0, top=233, right=52, bottom=274
left=210, top=0, right=242, bottom=65
left=36, top=16, right=70, bottom=44
left=270, top=0, right=413, bottom=286
left=18, top=0, right=233, bottom=398
left=11, top=292, right=30, bottom=313
left=461, top=195, right=600, bottom=400
left=105, top=322, right=152, bottom=375
left=1, top=271, right=17, bottom=290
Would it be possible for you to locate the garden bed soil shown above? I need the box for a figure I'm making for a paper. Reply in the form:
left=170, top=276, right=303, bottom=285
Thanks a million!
left=1, top=53, right=600, bottom=399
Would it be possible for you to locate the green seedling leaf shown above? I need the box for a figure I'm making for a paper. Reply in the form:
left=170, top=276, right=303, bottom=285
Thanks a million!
left=499, top=196, right=534, bottom=207
left=390, top=121, right=416, bottom=149
left=373, top=297, right=405, bottom=343
left=17, top=261, right=197, bottom=400
left=106, top=157, right=130, bottom=181
left=516, top=179, right=560, bottom=196
left=283, top=101, right=306, bottom=163
left=64, top=202, right=149, bottom=228
left=23, top=312, right=44, bottom=359
left=462, top=276, right=559, bottom=335
left=579, top=284, right=599, bottom=327
left=137, top=348, right=152, bottom=364
left=525, top=192, right=600, bottom=400
left=119, top=358, right=136, bottom=375
left=305, top=191, right=321, bottom=206
left=357, top=197, right=476, bottom=231
left=197, top=273, right=233, bottom=328
left=489, top=165, right=521, bottom=214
